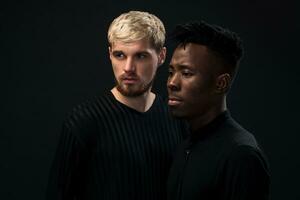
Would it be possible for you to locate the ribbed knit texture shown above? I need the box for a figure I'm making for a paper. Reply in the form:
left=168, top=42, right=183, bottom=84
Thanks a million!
left=47, top=91, right=184, bottom=200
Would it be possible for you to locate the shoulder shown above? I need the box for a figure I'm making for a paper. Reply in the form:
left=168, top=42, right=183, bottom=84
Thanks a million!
left=227, top=145, right=268, bottom=165
left=218, top=145, right=270, bottom=200
left=64, top=93, right=114, bottom=129
left=218, top=144, right=270, bottom=186
left=224, top=144, right=270, bottom=185
left=222, top=141, right=270, bottom=179
left=218, top=116, right=269, bottom=165
left=221, top=117, right=259, bottom=149
left=60, top=93, right=115, bottom=145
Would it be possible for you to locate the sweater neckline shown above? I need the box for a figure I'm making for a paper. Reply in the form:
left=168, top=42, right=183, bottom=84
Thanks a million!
left=189, top=111, right=230, bottom=143
left=107, top=91, right=159, bottom=115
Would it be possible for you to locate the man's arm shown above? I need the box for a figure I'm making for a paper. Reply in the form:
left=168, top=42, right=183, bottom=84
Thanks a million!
left=46, top=122, right=86, bottom=200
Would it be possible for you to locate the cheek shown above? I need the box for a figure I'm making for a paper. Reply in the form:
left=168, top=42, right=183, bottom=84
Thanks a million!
left=183, top=79, right=201, bottom=93
left=149, top=65, right=158, bottom=75
left=185, top=86, right=201, bottom=103
left=182, top=80, right=207, bottom=102
left=111, top=66, right=122, bottom=79
left=111, top=61, right=122, bottom=72
left=138, top=63, right=157, bottom=77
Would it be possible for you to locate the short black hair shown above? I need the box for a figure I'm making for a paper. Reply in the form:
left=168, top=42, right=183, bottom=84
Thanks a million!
left=170, top=21, right=243, bottom=75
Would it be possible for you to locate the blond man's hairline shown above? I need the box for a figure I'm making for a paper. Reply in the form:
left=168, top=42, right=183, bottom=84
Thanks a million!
left=107, top=11, right=166, bottom=51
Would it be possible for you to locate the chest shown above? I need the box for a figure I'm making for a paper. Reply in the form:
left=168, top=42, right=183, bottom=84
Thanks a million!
left=93, top=111, right=182, bottom=166
left=169, top=139, right=229, bottom=200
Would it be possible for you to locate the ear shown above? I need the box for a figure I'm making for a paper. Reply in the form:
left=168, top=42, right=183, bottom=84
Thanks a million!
left=215, top=73, right=231, bottom=94
left=108, top=46, right=112, bottom=59
left=158, top=47, right=167, bottom=66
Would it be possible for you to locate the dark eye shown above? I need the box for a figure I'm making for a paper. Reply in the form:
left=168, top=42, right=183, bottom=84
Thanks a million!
left=182, top=70, right=193, bottom=77
left=168, top=68, right=174, bottom=77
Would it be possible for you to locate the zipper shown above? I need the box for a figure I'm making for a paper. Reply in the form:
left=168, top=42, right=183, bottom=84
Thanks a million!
left=177, top=148, right=192, bottom=200
left=185, top=149, right=191, bottom=161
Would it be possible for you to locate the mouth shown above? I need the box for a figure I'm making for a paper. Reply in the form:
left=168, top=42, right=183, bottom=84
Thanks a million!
left=168, top=96, right=183, bottom=106
left=121, top=76, right=139, bottom=84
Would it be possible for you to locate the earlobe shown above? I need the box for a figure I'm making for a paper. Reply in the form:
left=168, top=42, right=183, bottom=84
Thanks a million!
left=159, top=47, right=167, bottom=66
left=215, top=73, right=231, bottom=93
left=159, top=59, right=165, bottom=66
left=108, top=46, right=112, bottom=59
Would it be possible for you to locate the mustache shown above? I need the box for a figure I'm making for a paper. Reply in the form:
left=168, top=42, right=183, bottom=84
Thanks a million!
left=120, top=73, right=139, bottom=80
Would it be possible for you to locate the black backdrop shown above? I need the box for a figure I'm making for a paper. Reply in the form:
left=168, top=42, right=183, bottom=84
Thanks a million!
left=2, top=0, right=299, bottom=199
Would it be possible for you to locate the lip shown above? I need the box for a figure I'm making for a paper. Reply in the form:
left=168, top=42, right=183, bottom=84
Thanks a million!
left=122, top=77, right=138, bottom=84
left=168, top=96, right=183, bottom=106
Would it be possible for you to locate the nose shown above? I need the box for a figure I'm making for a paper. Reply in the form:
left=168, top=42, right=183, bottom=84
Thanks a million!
left=124, top=57, right=135, bottom=73
left=167, top=73, right=180, bottom=91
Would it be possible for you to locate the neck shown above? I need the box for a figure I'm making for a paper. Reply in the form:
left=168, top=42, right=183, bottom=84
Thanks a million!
left=111, top=87, right=156, bottom=112
left=188, top=97, right=227, bottom=132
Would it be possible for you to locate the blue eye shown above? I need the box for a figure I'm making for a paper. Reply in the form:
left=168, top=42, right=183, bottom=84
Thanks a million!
left=113, top=52, right=125, bottom=59
left=136, top=53, right=147, bottom=59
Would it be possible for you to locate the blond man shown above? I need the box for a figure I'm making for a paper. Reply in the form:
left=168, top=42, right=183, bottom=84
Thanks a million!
left=46, top=11, right=185, bottom=200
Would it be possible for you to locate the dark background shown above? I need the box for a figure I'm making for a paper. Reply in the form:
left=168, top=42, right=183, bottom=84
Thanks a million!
left=1, top=0, right=299, bottom=199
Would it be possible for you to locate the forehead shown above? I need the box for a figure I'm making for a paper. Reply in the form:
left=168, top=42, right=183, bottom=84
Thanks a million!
left=110, top=38, right=156, bottom=53
left=171, top=43, right=213, bottom=68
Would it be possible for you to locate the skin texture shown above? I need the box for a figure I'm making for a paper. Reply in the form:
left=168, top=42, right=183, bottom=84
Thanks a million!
left=167, top=43, right=229, bottom=131
left=109, top=38, right=166, bottom=112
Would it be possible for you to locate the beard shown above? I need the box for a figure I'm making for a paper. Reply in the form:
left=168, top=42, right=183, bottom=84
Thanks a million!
left=115, top=73, right=154, bottom=97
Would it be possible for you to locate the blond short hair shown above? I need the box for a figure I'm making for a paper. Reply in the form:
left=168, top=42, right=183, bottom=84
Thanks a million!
left=107, top=11, right=166, bottom=51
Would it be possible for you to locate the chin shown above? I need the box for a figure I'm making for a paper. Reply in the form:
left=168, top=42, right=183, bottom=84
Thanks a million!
left=169, top=107, right=187, bottom=119
left=117, top=85, right=147, bottom=97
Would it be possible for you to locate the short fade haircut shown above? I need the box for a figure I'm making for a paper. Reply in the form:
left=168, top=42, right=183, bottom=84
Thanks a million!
left=108, top=11, right=166, bottom=52
left=170, top=21, right=243, bottom=76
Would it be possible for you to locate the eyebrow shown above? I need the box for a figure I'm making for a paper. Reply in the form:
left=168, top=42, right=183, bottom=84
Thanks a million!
left=112, top=50, right=151, bottom=55
left=135, top=51, right=151, bottom=56
left=111, top=50, right=124, bottom=54
left=169, top=64, right=191, bottom=70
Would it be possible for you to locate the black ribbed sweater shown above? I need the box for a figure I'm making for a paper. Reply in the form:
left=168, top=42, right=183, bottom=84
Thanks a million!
left=47, top=91, right=184, bottom=200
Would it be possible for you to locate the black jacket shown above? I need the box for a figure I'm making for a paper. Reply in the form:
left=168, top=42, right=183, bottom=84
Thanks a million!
left=167, top=111, right=270, bottom=200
